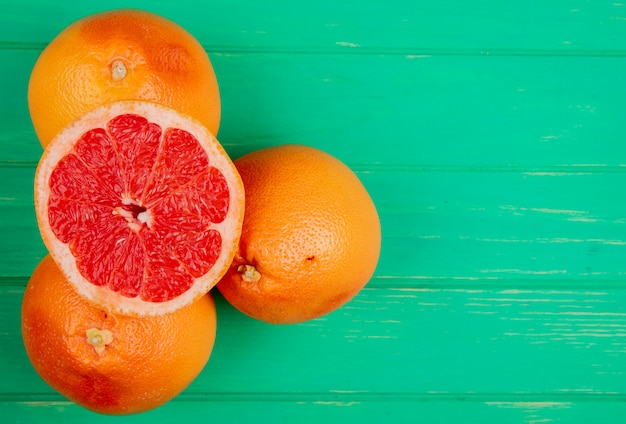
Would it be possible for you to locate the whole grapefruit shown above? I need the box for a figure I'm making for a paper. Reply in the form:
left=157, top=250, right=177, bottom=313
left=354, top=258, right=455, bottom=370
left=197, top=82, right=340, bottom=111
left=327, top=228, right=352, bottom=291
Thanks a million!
left=21, top=255, right=217, bottom=415
left=217, top=144, right=381, bottom=324
left=28, top=8, right=220, bottom=146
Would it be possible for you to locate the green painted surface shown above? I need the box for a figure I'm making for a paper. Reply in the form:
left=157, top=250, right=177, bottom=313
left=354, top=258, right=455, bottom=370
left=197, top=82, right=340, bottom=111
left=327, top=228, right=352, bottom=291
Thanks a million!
left=2, top=1, right=626, bottom=422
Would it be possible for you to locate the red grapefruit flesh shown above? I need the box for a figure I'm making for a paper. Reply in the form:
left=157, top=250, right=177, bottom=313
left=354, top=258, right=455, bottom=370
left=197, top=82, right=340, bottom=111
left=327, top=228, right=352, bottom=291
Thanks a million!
left=35, top=100, right=244, bottom=316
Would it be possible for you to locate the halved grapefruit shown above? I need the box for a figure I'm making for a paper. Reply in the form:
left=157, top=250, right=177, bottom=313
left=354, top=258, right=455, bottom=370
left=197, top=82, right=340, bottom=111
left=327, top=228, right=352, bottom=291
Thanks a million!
left=34, top=100, right=244, bottom=316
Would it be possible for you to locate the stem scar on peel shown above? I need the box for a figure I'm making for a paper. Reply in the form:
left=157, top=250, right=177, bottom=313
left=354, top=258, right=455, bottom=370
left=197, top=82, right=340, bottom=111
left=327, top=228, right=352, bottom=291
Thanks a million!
left=111, top=60, right=127, bottom=81
left=237, top=265, right=261, bottom=283
left=86, top=328, right=113, bottom=355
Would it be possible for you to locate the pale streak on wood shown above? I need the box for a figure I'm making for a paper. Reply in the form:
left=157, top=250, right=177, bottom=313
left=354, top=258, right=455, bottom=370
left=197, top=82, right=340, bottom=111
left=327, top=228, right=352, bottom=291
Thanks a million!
left=499, top=205, right=601, bottom=222
left=502, top=332, right=626, bottom=338
left=485, top=401, right=572, bottom=424
left=471, top=297, right=605, bottom=303
left=521, top=311, right=626, bottom=317
left=313, top=401, right=361, bottom=407
left=374, top=275, right=484, bottom=281
left=478, top=269, right=568, bottom=275
left=523, top=172, right=576, bottom=176
left=472, top=237, right=626, bottom=245
left=546, top=323, right=626, bottom=328
left=498, top=289, right=608, bottom=296
left=485, top=401, right=571, bottom=409
left=457, top=290, right=626, bottom=354
left=336, top=41, right=361, bottom=48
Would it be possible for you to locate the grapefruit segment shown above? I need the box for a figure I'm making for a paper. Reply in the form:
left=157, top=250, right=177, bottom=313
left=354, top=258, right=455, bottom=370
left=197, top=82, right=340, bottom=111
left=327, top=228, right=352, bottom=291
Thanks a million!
left=35, top=100, right=244, bottom=316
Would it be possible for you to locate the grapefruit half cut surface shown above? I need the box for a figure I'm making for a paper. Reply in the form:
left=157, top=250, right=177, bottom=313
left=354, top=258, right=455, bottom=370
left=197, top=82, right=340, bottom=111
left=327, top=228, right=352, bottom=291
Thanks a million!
left=34, top=100, right=244, bottom=316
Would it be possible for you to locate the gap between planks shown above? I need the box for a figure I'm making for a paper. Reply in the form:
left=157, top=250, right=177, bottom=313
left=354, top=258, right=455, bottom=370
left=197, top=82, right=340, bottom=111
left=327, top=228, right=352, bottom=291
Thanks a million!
left=3, top=41, right=626, bottom=58
left=2, top=277, right=626, bottom=290
left=4, top=160, right=626, bottom=175
left=1, top=391, right=626, bottom=404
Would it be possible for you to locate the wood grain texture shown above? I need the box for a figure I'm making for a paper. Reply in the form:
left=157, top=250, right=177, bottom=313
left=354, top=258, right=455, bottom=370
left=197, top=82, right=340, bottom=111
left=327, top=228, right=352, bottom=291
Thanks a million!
left=4, top=50, right=626, bottom=168
left=2, top=0, right=626, bottom=53
left=1, top=0, right=625, bottom=422
left=3, top=286, right=626, bottom=393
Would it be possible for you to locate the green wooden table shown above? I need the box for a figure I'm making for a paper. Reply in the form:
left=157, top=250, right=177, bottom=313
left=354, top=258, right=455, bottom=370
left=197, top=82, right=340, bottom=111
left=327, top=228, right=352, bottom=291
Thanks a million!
left=2, top=1, right=626, bottom=422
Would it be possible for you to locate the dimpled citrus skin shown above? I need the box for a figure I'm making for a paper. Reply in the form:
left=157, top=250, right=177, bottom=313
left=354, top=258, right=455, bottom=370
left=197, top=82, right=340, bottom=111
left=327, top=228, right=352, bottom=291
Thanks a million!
left=217, top=144, right=381, bottom=324
left=21, top=255, right=217, bottom=415
left=28, top=8, right=220, bottom=147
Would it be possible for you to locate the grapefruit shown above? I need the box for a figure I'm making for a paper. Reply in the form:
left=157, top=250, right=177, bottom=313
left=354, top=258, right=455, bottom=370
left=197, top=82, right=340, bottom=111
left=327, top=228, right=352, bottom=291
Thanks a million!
left=34, top=100, right=244, bottom=316
left=217, top=144, right=381, bottom=324
left=28, top=8, right=220, bottom=147
left=21, top=255, right=217, bottom=415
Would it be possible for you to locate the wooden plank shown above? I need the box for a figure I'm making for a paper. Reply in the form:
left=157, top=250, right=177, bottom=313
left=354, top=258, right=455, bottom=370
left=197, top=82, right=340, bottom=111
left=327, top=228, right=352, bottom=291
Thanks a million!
left=3, top=49, right=626, bottom=168
left=3, top=287, right=626, bottom=396
left=371, top=170, right=626, bottom=282
left=3, top=165, right=626, bottom=282
left=1, top=0, right=626, bottom=53
left=0, top=166, right=45, bottom=277
left=2, top=397, right=626, bottom=423
left=215, top=53, right=626, bottom=168
left=0, top=50, right=39, bottom=164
